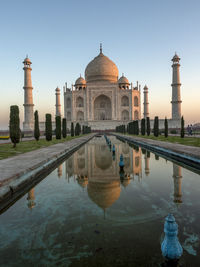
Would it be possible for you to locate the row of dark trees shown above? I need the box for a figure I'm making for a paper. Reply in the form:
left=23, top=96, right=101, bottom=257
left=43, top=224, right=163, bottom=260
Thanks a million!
left=116, top=116, right=185, bottom=138
left=9, top=105, right=91, bottom=147
left=45, top=114, right=91, bottom=141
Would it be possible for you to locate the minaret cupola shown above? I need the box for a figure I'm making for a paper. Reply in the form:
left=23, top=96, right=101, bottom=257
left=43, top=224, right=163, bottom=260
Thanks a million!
left=118, top=73, right=130, bottom=89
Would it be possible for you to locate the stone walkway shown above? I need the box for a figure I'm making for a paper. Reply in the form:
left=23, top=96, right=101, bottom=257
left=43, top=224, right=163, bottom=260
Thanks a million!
left=0, top=134, right=95, bottom=204
left=129, top=136, right=200, bottom=159
left=113, top=133, right=200, bottom=170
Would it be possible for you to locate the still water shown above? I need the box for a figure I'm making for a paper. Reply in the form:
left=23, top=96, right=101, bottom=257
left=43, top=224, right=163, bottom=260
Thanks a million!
left=0, top=136, right=200, bottom=266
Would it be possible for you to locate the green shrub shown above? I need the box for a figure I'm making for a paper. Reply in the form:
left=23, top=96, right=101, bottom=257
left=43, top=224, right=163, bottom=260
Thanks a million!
left=9, top=105, right=20, bottom=147
left=181, top=116, right=185, bottom=138
left=71, top=122, right=74, bottom=137
left=141, top=118, right=146, bottom=135
left=34, top=110, right=40, bottom=141
left=45, top=114, right=52, bottom=141
left=170, top=129, right=177, bottom=134
left=153, top=116, right=159, bottom=137
left=146, top=117, right=150, bottom=136
left=56, top=116, right=61, bottom=139
left=75, top=123, right=81, bottom=136
left=164, top=117, right=168, bottom=138
left=62, top=118, right=67, bottom=138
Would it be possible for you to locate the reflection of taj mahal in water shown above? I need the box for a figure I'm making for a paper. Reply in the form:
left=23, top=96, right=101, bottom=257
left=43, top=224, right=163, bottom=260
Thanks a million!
left=63, top=137, right=183, bottom=211
left=26, top=138, right=183, bottom=210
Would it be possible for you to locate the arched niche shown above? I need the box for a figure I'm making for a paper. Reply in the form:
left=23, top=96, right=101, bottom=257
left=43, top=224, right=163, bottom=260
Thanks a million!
left=77, top=111, right=84, bottom=121
left=134, top=96, right=139, bottom=107
left=134, top=110, right=139, bottom=120
left=67, top=111, right=71, bottom=121
left=67, top=98, right=71, bottom=108
left=94, top=95, right=112, bottom=120
left=121, top=96, right=129, bottom=106
left=122, top=110, right=129, bottom=120
left=76, top=96, right=84, bottom=107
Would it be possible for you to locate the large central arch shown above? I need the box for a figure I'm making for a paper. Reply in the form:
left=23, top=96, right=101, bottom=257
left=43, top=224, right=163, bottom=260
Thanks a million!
left=94, top=95, right=112, bottom=120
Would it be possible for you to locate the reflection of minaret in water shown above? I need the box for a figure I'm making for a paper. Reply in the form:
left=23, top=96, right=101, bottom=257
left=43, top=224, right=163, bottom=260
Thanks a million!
left=27, top=188, right=35, bottom=209
left=57, top=164, right=62, bottom=178
left=173, top=164, right=182, bottom=204
left=144, top=153, right=150, bottom=176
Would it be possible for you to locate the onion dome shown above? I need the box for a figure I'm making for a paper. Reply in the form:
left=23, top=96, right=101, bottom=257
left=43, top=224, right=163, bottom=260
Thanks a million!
left=75, top=75, right=86, bottom=86
left=118, top=74, right=130, bottom=85
left=85, top=46, right=119, bottom=83
left=87, top=180, right=121, bottom=210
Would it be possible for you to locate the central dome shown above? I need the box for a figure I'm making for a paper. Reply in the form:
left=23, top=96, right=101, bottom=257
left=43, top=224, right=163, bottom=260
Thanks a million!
left=85, top=50, right=119, bottom=83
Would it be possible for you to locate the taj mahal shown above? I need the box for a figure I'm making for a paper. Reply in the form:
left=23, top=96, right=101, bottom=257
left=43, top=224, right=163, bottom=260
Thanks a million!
left=22, top=45, right=182, bottom=131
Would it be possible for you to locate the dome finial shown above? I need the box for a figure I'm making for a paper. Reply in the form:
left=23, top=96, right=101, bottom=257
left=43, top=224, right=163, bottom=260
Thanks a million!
left=100, top=43, right=102, bottom=54
left=26, top=54, right=28, bottom=58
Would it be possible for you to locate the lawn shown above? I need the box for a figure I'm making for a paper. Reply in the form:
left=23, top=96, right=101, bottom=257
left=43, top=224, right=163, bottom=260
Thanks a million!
left=0, top=135, right=84, bottom=160
left=129, top=134, right=200, bottom=147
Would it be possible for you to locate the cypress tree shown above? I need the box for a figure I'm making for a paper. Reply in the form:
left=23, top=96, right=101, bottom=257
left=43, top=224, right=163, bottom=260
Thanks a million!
left=62, top=118, right=67, bottom=138
left=71, top=122, right=74, bottom=137
left=146, top=117, right=150, bottom=136
left=153, top=116, right=159, bottom=137
left=34, top=110, right=40, bottom=141
left=45, top=114, right=52, bottom=141
left=75, top=123, right=80, bottom=136
left=181, top=116, right=185, bottom=138
left=9, top=105, right=20, bottom=148
left=164, top=117, right=168, bottom=138
left=136, top=120, right=139, bottom=135
left=56, top=116, right=61, bottom=139
left=141, top=118, right=146, bottom=135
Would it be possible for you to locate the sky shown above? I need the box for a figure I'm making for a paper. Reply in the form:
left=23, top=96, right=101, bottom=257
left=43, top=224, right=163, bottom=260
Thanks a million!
left=0, top=0, right=200, bottom=129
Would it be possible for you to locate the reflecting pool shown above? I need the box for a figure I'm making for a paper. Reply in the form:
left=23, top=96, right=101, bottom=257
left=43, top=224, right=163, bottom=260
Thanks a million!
left=0, top=136, right=200, bottom=266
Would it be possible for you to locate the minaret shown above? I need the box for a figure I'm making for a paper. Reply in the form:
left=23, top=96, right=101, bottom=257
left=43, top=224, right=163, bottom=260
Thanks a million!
left=143, top=85, right=149, bottom=118
left=172, top=164, right=182, bottom=204
left=144, top=153, right=150, bottom=176
left=57, top=164, right=63, bottom=178
left=23, top=56, right=34, bottom=131
left=171, top=53, right=182, bottom=120
left=55, top=87, right=61, bottom=117
left=27, top=188, right=35, bottom=209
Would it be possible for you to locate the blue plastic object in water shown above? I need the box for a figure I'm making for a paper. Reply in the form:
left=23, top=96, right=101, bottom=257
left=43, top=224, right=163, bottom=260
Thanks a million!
left=161, top=214, right=183, bottom=260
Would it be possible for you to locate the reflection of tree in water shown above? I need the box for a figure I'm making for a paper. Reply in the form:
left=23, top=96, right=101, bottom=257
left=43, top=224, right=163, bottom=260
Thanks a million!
left=147, top=151, right=151, bottom=158
left=77, top=175, right=88, bottom=188
left=95, top=145, right=112, bottom=170
left=141, top=148, right=147, bottom=155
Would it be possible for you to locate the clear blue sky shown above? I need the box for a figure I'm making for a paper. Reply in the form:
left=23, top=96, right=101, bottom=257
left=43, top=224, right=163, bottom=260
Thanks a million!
left=0, top=0, right=200, bottom=129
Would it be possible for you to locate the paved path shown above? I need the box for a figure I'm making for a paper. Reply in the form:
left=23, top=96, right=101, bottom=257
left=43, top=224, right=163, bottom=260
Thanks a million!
left=128, top=135, right=200, bottom=159
left=0, top=134, right=95, bottom=188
